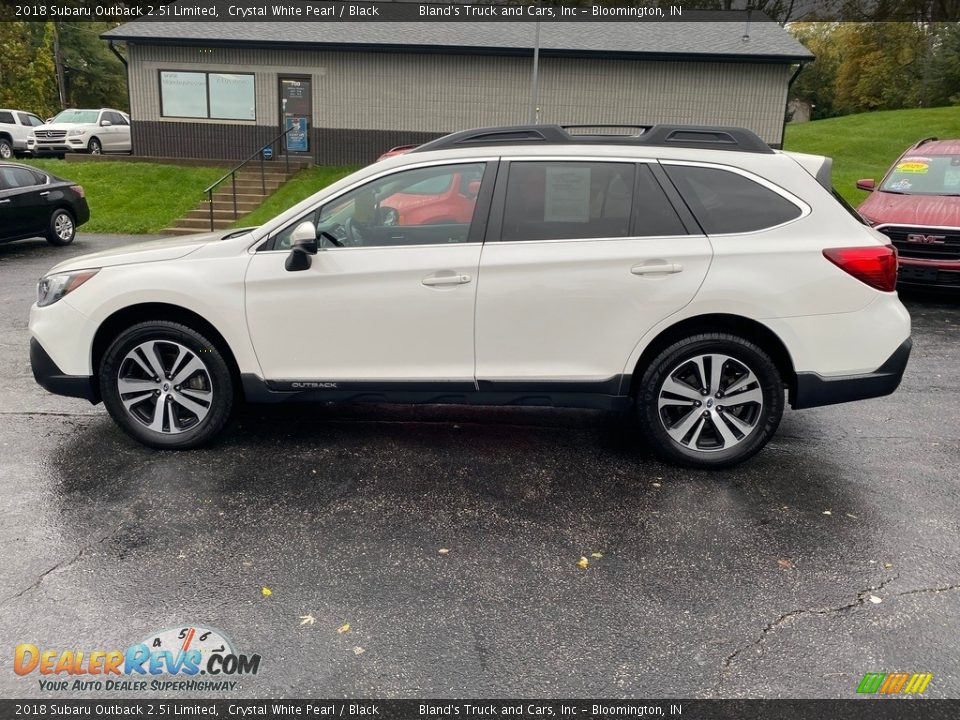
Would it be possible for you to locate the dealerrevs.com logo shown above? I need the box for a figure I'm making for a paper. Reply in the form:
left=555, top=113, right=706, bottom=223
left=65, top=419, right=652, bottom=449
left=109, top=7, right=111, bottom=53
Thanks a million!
left=14, top=625, right=261, bottom=693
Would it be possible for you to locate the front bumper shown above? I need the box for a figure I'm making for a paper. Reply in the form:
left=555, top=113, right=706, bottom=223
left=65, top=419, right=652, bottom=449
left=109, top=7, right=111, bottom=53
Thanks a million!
left=897, top=258, right=960, bottom=289
left=792, top=338, right=912, bottom=409
left=30, top=338, right=99, bottom=404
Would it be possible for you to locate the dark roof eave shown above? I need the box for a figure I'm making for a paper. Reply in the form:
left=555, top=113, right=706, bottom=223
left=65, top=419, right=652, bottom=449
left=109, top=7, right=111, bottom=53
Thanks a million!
left=100, top=35, right=813, bottom=63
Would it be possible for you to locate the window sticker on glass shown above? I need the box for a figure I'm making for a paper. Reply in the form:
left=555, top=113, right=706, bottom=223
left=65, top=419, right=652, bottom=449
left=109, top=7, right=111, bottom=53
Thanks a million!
left=544, top=166, right=591, bottom=223
left=896, top=157, right=931, bottom=174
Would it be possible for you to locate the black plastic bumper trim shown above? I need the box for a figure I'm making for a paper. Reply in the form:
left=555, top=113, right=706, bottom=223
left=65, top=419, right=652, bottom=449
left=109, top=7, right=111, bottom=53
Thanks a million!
left=30, top=338, right=100, bottom=404
left=792, top=338, right=912, bottom=410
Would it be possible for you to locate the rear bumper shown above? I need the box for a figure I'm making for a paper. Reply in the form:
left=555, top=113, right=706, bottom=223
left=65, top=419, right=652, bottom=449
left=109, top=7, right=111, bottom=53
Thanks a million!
left=792, top=338, right=911, bottom=410
left=30, top=338, right=99, bottom=404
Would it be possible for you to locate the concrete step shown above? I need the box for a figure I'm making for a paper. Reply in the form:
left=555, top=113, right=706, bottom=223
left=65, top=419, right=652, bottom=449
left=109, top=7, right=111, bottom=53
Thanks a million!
left=206, top=200, right=262, bottom=212
left=169, top=217, right=236, bottom=230
left=185, top=208, right=251, bottom=220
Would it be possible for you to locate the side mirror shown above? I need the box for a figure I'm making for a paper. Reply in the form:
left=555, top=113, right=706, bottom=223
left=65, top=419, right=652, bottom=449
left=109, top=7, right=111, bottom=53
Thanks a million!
left=856, top=178, right=876, bottom=191
left=100, top=120, right=112, bottom=127
left=284, top=221, right=318, bottom=272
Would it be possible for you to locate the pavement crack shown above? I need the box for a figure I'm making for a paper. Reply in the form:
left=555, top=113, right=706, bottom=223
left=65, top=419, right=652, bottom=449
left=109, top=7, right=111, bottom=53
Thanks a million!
left=0, top=411, right=99, bottom=418
left=891, top=582, right=960, bottom=598
left=712, top=574, right=900, bottom=694
left=1, top=525, right=120, bottom=605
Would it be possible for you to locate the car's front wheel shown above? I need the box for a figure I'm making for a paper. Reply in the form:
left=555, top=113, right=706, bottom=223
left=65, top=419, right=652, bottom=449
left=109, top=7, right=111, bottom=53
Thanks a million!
left=45, top=209, right=76, bottom=246
left=87, top=138, right=102, bottom=155
left=99, top=321, right=235, bottom=449
left=636, top=334, right=784, bottom=469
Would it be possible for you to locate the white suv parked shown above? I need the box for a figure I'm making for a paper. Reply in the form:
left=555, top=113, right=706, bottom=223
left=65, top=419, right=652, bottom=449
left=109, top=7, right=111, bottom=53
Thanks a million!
left=27, top=108, right=131, bottom=157
left=29, top=125, right=911, bottom=468
left=0, top=109, right=45, bottom=159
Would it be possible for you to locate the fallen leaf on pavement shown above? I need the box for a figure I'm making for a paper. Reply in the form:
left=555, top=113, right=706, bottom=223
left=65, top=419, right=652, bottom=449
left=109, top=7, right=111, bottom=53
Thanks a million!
left=591, top=552, right=603, bottom=559
left=299, top=614, right=316, bottom=626
left=822, top=510, right=832, bottom=515
left=883, top=562, right=893, bottom=569
left=260, top=586, right=273, bottom=597
left=577, top=557, right=589, bottom=570
left=777, top=559, right=793, bottom=569
left=438, top=548, right=450, bottom=555
left=353, top=646, right=365, bottom=656
left=869, top=595, right=882, bottom=604
left=338, top=623, right=351, bottom=634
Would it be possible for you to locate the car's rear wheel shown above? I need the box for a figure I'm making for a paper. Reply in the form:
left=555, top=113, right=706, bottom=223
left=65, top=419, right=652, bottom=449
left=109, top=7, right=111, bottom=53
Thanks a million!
left=636, top=334, right=784, bottom=469
left=99, top=322, right=234, bottom=449
left=88, top=138, right=102, bottom=155
left=45, top=209, right=75, bottom=246
left=0, top=138, right=12, bottom=159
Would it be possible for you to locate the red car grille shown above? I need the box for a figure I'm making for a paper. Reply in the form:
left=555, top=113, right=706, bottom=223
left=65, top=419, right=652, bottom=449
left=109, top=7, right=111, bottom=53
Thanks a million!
left=877, top=225, right=960, bottom=261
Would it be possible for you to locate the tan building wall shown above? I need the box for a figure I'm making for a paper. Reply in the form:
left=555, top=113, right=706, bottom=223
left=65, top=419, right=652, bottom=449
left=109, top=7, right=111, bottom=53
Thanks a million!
left=127, top=43, right=792, bottom=162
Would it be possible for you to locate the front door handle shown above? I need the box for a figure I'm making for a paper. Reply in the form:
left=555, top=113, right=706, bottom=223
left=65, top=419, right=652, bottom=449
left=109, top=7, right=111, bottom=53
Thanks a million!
left=631, top=262, right=684, bottom=275
left=422, top=272, right=472, bottom=287
left=38, top=191, right=50, bottom=196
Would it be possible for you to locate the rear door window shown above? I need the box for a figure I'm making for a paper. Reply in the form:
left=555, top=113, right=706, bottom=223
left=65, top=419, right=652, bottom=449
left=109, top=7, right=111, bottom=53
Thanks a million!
left=500, top=161, right=635, bottom=241
left=664, top=164, right=803, bottom=234
left=0, top=166, right=42, bottom=189
left=0, top=111, right=14, bottom=125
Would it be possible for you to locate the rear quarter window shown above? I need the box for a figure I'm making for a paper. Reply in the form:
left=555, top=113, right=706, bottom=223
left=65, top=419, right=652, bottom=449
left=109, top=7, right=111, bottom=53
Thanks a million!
left=664, top=165, right=803, bottom=234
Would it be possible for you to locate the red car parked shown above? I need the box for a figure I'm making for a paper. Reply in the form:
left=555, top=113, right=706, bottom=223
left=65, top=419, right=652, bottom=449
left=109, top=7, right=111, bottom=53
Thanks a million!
left=857, top=138, right=960, bottom=289
left=382, top=168, right=482, bottom=226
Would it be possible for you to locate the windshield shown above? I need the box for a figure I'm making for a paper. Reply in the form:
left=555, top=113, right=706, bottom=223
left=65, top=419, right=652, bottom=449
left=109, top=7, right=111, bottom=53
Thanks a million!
left=881, top=154, right=960, bottom=195
left=51, top=110, right=100, bottom=124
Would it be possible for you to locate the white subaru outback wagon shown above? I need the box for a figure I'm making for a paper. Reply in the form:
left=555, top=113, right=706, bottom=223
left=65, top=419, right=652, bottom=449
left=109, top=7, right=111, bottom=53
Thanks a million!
left=29, top=125, right=911, bottom=468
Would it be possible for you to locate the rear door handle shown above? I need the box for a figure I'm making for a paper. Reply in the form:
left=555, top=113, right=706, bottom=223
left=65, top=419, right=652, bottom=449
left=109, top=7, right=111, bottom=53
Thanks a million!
left=422, top=273, right=472, bottom=287
left=38, top=191, right=50, bottom=196
left=0, top=199, right=9, bottom=204
left=631, top=262, right=683, bottom=275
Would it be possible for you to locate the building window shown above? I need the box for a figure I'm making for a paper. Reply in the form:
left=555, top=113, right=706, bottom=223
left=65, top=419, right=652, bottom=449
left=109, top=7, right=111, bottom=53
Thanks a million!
left=160, top=71, right=255, bottom=121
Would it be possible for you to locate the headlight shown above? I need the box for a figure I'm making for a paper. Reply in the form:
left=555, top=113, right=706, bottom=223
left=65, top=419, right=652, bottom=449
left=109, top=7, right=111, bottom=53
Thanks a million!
left=37, top=269, right=99, bottom=308
left=68, top=128, right=85, bottom=137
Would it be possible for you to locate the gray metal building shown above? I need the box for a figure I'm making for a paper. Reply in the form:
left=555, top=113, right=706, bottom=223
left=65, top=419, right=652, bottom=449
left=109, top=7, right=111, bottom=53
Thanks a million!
left=102, top=21, right=813, bottom=164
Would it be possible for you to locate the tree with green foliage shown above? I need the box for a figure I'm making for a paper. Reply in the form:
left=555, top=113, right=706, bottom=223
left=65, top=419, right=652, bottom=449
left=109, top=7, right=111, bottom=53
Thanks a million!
left=0, top=23, right=58, bottom=117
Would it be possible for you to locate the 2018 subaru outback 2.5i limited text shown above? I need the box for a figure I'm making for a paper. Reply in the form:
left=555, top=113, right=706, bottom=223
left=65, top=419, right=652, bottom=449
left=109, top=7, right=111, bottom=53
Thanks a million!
left=29, top=125, right=912, bottom=468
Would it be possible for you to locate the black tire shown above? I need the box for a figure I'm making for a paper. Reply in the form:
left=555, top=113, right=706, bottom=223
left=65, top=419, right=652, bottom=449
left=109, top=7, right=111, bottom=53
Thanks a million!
left=88, top=138, right=102, bottom=155
left=0, top=138, right=12, bottom=160
left=635, top=333, right=784, bottom=469
left=99, top=321, right=235, bottom=450
left=45, top=208, right=76, bottom=246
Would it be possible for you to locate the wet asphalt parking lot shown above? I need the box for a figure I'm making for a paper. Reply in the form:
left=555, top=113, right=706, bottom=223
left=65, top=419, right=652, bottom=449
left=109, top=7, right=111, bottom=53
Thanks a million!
left=0, top=234, right=958, bottom=700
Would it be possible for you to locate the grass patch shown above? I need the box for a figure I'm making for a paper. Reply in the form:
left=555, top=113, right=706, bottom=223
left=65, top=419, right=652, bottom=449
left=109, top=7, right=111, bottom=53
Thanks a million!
left=234, top=165, right=360, bottom=228
left=784, top=107, right=960, bottom=206
left=19, top=159, right=224, bottom=234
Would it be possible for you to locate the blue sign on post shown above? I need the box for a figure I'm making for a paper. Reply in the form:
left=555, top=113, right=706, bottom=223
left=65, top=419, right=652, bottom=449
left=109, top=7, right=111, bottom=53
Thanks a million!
left=285, top=116, right=309, bottom=153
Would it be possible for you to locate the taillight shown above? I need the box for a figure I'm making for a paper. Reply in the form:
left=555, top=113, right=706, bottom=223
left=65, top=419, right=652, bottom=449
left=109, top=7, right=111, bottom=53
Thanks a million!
left=71, top=185, right=84, bottom=198
left=822, top=245, right=897, bottom=292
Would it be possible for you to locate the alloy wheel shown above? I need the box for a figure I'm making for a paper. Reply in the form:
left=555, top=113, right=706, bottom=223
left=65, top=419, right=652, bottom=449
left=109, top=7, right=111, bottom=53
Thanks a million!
left=657, top=353, right=764, bottom=453
left=116, top=340, right=214, bottom=434
left=54, top=213, right=73, bottom=241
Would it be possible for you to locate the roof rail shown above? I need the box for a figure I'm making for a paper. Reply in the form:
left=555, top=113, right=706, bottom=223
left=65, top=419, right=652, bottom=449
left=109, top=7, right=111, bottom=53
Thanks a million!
left=912, top=136, right=938, bottom=148
left=411, top=123, right=775, bottom=155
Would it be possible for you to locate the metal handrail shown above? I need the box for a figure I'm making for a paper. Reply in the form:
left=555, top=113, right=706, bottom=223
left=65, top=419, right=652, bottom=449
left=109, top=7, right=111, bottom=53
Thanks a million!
left=203, top=126, right=296, bottom=231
